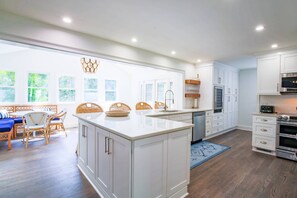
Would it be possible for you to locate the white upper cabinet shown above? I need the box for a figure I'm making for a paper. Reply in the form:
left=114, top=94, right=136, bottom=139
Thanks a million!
left=281, top=53, right=297, bottom=73
left=257, top=56, right=281, bottom=95
left=213, top=66, right=225, bottom=85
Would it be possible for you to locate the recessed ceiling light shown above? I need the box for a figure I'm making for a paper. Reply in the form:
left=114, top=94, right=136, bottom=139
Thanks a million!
left=131, top=37, right=138, bottom=43
left=255, top=25, right=264, bottom=32
left=197, top=59, right=201, bottom=63
left=271, top=44, right=278, bottom=49
left=171, top=51, right=176, bottom=55
left=62, top=17, right=72, bottom=24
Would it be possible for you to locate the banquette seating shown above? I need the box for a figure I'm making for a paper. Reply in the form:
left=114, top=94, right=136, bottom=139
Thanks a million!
left=0, top=104, right=58, bottom=150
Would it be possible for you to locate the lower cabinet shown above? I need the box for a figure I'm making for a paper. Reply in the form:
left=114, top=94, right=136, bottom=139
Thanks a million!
left=252, top=115, right=277, bottom=155
left=78, top=119, right=192, bottom=198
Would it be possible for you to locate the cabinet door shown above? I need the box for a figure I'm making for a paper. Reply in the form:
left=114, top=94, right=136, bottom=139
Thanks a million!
left=78, top=121, right=88, bottom=165
left=257, top=56, right=280, bottom=95
left=232, top=71, right=239, bottom=95
left=86, top=123, right=96, bottom=176
left=109, top=133, right=131, bottom=198
left=167, top=129, right=191, bottom=196
left=213, top=67, right=224, bottom=85
left=133, top=134, right=168, bottom=198
left=281, top=53, right=297, bottom=73
left=96, top=127, right=111, bottom=194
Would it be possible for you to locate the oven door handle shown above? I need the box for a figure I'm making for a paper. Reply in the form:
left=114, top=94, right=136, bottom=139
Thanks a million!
left=277, top=133, right=297, bottom=139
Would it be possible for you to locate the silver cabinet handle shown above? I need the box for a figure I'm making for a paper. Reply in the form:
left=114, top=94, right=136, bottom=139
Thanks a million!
left=260, top=129, right=268, bottom=132
left=276, top=83, right=279, bottom=92
left=262, top=119, right=268, bottom=122
left=107, top=138, right=112, bottom=155
left=105, top=137, right=108, bottom=153
left=260, top=141, right=267, bottom=145
left=82, top=126, right=87, bottom=138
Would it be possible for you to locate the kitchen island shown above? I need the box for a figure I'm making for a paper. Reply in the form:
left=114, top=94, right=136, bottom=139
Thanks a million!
left=73, top=110, right=196, bottom=198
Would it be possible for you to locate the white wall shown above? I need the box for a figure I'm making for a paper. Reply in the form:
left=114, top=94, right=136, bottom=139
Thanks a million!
left=238, top=69, right=257, bottom=130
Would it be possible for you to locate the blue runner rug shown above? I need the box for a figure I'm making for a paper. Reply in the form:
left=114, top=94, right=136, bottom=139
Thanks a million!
left=191, top=140, right=230, bottom=169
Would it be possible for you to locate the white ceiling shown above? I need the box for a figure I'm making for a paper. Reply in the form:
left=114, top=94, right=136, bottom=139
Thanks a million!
left=0, top=0, right=297, bottom=66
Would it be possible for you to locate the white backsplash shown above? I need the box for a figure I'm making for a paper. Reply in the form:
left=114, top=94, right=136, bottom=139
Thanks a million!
left=260, top=95, right=297, bottom=114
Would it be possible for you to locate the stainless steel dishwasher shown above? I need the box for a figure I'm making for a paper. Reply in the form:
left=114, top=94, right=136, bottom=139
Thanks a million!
left=192, top=112, right=206, bottom=143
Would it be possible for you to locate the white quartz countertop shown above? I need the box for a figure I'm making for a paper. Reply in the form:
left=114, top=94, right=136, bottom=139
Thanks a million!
left=252, top=112, right=279, bottom=117
left=73, top=109, right=212, bottom=140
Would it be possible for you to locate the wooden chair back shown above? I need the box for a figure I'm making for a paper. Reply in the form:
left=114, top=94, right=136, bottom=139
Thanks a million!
left=154, top=101, right=168, bottom=109
left=76, top=103, right=103, bottom=113
left=109, top=102, right=131, bottom=111
left=15, top=104, right=58, bottom=113
left=135, top=102, right=152, bottom=110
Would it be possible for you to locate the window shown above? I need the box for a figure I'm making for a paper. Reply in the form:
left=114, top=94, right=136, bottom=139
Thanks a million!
left=0, top=70, right=15, bottom=103
left=105, top=80, right=116, bottom=101
left=145, top=83, right=154, bottom=102
left=156, top=82, right=166, bottom=101
left=84, top=78, right=98, bottom=102
left=28, top=73, right=49, bottom=102
left=58, top=76, right=75, bottom=102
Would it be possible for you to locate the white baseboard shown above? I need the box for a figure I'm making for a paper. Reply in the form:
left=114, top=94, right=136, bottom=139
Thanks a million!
left=237, top=125, right=252, bottom=131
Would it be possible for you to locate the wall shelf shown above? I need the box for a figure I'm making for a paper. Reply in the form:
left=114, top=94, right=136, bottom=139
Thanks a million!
left=185, top=79, right=201, bottom=85
left=185, top=79, right=200, bottom=98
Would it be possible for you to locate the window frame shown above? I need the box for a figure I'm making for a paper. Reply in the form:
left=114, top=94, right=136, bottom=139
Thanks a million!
left=57, top=75, right=76, bottom=104
left=27, top=72, right=50, bottom=104
left=0, top=70, right=16, bottom=104
left=83, top=77, right=99, bottom=102
left=104, top=79, right=117, bottom=102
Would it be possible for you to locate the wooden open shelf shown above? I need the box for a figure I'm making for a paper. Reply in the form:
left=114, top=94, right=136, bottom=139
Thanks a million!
left=185, top=79, right=200, bottom=85
left=185, top=93, right=200, bottom=98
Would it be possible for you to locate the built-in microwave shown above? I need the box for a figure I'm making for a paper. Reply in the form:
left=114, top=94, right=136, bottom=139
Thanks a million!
left=280, top=73, right=297, bottom=94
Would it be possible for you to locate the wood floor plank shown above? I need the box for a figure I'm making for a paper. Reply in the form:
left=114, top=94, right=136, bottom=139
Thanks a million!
left=0, top=129, right=296, bottom=198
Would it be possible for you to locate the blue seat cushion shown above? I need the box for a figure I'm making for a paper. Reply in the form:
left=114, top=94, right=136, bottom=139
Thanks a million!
left=0, top=118, right=14, bottom=133
left=53, top=117, right=60, bottom=121
left=13, top=117, right=23, bottom=124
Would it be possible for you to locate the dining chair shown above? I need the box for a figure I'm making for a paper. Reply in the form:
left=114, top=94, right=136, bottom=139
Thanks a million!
left=50, top=109, right=67, bottom=137
left=76, top=102, right=103, bottom=113
left=109, top=102, right=131, bottom=111
left=154, top=101, right=168, bottom=109
left=135, top=102, right=153, bottom=110
left=22, top=112, right=50, bottom=148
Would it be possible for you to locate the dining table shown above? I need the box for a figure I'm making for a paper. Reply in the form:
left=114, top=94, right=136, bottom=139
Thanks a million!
left=10, top=110, right=56, bottom=137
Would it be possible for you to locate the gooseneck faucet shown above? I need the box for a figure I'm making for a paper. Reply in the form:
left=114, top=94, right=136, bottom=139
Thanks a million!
left=164, top=90, right=175, bottom=111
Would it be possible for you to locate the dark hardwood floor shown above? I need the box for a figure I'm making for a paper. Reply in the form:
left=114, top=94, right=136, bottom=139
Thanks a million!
left=0, top=129, right=296, bottom=198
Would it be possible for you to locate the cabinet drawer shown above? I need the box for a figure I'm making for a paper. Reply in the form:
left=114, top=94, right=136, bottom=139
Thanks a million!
left=253, top=116, right=277, bottom=124
left=213, top=120, right=224, bottom=127
left=252, top=135, right=275, bottom=151
left=206, top=117, right=212, bottom=126
left=213, top=114, right=224, bottom=121
left=253, top=123, right=276, bottom=137
left=205, top=111, right=212, bottom=117
left=179, top=113, right=192, bottom=120
left=206, top=128, right=212, bottom=136
left=182, top=119, right=192, bottom=124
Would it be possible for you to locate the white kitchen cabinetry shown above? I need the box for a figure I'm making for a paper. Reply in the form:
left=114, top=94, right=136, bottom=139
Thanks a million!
left=77, top=119, right=191, bottom=198
left=281, top=52, right=297, bottom=73
left=133, top=129, right=191, bottom=197
left=213, top=66, right=225, bottom=85
left=252, top=115, right=277, bottom=156
left=95, top=127, right=131, bottom=198
left=205, top=110, right=212, bottom=137
left=197, top=62, right=239, bottom=137
left=257, top=56, right=281, bottom=95
left=78, top=120, right=96, bottom=177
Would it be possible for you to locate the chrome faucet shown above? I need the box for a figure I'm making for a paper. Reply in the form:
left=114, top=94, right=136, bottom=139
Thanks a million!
left=164, top=90, right=174, bottom=111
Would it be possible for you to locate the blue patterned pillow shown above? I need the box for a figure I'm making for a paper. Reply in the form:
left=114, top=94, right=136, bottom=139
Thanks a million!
left=0, top=110, right=9, bottom=119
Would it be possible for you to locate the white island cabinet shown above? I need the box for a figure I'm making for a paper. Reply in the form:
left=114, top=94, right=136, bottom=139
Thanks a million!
left=74, top=112, right=193, bottom=198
